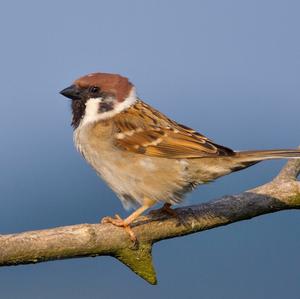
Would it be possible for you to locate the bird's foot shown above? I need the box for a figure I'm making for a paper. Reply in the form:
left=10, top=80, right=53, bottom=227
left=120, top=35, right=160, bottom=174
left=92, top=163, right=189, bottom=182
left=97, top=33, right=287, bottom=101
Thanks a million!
left=150, top=203, right=189, bottom=227
left=101, top=214, right=137, bottom=244
left=161, top=203, right=178, bottom=217
left=150, top=203, right=177, bottom=217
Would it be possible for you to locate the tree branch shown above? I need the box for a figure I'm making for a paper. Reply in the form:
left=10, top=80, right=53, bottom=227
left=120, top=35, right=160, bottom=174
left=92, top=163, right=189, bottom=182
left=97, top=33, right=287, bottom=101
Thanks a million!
left=1, top=159, right=299, bottom=284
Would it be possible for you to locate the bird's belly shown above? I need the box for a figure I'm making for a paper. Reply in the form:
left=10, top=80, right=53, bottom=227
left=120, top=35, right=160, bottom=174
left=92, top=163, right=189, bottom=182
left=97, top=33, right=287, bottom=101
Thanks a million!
left=78, top=142, right=192, bottom=209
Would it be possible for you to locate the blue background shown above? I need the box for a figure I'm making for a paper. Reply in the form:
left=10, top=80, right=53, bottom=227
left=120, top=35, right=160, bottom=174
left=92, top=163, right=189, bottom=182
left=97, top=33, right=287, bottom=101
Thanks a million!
left=0, top=0, right=299, bottom=298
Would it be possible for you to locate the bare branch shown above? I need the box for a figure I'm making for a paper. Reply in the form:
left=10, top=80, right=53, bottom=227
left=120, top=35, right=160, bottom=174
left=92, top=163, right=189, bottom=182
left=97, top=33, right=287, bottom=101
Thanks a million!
left=0, top=159, right=299, bottom=285
left=275, top=159, right=300, bottom=182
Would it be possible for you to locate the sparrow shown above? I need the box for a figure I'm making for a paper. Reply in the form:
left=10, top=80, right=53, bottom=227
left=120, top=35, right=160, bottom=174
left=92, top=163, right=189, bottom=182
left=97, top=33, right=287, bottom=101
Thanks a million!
left=60, top=72, right=300, bottom=242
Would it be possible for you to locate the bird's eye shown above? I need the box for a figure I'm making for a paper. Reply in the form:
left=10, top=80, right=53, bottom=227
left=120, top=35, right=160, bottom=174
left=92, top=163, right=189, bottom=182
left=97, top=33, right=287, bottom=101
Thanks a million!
left=89, top=86, right=99, bottom=93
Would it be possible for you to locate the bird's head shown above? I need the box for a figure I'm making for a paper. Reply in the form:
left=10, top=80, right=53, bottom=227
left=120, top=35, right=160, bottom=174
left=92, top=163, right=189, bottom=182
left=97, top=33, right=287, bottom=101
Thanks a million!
left=60, top=72, right=136, bottom=128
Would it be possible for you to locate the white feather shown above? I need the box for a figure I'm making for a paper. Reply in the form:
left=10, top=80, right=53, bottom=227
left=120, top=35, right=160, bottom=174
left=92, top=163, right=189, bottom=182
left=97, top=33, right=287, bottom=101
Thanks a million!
left=79, top=87, right=137, bottom=127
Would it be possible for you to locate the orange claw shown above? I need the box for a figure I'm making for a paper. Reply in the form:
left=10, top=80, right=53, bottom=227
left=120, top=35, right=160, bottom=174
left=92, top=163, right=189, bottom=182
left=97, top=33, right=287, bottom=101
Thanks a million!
left=101, top=214, right=137, bottom=243
left=101, top=202, right=155, bottom=244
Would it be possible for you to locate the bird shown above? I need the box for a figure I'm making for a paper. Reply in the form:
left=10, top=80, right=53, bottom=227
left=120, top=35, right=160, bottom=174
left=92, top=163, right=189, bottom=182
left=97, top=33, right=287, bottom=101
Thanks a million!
left=60, top=72, right=300, bottom=242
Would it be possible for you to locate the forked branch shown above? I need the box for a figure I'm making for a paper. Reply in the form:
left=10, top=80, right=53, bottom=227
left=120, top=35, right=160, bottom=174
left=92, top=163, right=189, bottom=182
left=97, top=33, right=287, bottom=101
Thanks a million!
left=0, top=159, right=299, bottom=284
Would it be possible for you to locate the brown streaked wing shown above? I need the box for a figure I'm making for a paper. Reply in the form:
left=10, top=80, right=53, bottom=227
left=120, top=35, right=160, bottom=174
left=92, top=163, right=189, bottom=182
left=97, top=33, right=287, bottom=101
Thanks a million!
left=112, top=101, right=234, bottom=159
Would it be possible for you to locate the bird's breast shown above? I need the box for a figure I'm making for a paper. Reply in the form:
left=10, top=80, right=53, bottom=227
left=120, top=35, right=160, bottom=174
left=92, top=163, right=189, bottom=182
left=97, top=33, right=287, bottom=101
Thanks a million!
left=73, top=122, right=196, bottom=208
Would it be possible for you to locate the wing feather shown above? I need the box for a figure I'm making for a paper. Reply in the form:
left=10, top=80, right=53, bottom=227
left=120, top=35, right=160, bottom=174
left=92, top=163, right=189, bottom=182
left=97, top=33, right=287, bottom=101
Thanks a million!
left=112, top=100, right=234, bottom=159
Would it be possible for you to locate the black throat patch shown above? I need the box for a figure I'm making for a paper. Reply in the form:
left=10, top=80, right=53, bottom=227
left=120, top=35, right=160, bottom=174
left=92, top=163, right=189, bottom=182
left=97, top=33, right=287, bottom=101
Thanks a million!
left=71, top=97, right=116, bottom=129
left=71, top=99, right=87, bottom=129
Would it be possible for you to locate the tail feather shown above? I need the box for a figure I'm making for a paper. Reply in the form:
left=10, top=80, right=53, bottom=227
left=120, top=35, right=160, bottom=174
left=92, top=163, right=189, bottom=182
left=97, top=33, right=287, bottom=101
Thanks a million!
left=235, top=149, right=300, bottom=163
left=199, top=148, right=300, bottom=181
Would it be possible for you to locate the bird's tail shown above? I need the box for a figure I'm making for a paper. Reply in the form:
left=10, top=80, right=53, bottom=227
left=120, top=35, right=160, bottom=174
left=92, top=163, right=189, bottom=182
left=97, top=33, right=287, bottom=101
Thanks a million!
left=195, top=148, right=300, bottom=182
left=235, top=149, right=300, bottom=162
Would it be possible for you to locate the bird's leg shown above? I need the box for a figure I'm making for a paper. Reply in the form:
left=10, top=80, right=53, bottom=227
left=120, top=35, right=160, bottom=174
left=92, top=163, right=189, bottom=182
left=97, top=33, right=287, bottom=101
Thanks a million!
left=101, top=198, right=155, bottom=243
left=150, top=202, right=177, bottom=217
left=150, top=203, right=189, bottom=227
left=160, top=203, right=177, bottom=217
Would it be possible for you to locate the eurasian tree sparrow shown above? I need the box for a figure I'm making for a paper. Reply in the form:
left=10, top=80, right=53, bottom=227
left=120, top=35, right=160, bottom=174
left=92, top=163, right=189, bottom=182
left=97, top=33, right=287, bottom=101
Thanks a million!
left=60, top=72, right=300, bottom=241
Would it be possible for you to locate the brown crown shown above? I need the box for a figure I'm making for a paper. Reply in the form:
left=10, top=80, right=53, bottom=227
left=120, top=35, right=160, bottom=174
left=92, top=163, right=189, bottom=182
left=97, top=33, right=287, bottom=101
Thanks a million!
left=74, top=72, right=133, bottom=102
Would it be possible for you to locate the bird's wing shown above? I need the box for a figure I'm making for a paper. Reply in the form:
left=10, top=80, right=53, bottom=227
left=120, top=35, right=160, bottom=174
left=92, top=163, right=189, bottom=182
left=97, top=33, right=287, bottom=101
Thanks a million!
left=112, top=101, right=234, bottom=159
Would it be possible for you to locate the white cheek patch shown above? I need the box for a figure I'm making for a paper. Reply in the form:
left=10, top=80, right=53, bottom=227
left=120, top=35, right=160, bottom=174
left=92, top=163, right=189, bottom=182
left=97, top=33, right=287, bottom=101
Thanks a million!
left=81, top=98, right=103, bottom=126
left=80, top=87, right=137, bottom=127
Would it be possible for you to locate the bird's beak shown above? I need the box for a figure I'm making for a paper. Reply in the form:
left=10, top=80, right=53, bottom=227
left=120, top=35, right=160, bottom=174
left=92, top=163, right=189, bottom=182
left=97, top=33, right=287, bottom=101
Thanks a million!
left=59, top=85, right=82, bottom=100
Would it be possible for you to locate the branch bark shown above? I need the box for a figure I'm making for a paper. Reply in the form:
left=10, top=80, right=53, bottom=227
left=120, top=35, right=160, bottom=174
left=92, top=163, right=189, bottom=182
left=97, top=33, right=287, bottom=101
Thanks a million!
left=1, top=159, right=300, bottom=284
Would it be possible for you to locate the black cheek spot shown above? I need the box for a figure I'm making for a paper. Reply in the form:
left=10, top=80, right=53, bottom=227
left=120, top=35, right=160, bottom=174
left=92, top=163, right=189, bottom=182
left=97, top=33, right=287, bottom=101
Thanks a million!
left=99, top=102, right=114, bottom=113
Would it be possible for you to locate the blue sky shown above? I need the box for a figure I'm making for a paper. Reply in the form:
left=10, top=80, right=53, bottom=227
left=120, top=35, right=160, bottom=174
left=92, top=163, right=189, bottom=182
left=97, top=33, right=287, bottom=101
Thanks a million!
left=0, top=0, right=299, bottom=298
